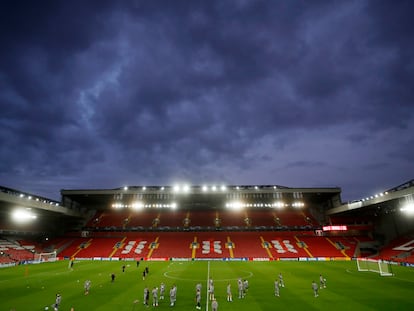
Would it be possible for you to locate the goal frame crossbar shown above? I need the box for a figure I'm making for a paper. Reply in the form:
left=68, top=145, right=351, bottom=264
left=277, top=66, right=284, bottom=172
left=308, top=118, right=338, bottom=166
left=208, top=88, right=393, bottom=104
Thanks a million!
left=34, top=251, right=57, bottom=263
left=356, top=258, right=393, bottom=276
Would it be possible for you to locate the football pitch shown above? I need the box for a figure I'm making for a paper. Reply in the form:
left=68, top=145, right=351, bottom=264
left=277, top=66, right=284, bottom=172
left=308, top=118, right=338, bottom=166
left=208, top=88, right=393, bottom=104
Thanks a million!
left=1, top=260, right=414, bottom=311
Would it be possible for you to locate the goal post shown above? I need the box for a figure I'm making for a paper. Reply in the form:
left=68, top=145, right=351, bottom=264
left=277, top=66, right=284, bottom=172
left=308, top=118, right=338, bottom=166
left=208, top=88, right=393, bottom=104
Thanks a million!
left=356, top=258, right=393, bottom=276
left=34, top=251, right=57, bottom=263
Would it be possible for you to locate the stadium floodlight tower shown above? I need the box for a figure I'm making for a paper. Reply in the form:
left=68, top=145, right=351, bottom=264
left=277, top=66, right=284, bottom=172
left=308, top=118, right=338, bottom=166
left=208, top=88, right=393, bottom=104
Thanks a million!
left=356, top=258, right=393, bottom=276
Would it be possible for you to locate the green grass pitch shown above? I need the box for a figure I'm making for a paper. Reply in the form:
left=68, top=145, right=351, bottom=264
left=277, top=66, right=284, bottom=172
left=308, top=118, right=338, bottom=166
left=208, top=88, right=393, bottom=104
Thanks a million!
left=1, top=260, right=414, bottom=311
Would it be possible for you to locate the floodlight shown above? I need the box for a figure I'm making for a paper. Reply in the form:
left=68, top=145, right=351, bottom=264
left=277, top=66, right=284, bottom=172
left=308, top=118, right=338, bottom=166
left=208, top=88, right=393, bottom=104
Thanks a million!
left=171, top=202, right=177, bottom=209
left=173, top=185, right=180, bottom=192
left=183, top=184, right=190, bottom=192
left=400, top=203, right=414, bottom=214
left=227, top=201, right=243, bottom=210
left=212, top=185, right=217, bottom=191
left=123, top=186, right=128, bottom=191
left=12, top=209, right=37, bottom=223
left=131, top=201, right=144, bottom=210
left=161, top=187, right=165, bottom=191
left=220, top=185, right=227, bottom=191
left=142, top=186, right=146, bottom=191
left=202, top=185, right=208, bottom=192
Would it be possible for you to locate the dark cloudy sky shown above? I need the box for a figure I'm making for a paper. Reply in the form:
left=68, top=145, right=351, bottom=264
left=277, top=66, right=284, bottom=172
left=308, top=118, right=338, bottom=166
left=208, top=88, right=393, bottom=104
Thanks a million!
left=1, top=0, right=413, bottom=201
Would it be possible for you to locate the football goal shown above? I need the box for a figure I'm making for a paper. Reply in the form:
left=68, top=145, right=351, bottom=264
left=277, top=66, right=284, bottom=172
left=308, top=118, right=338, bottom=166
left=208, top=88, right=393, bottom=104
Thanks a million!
left=356, top=258, right=393, bottom=276
left=34, top=251, right=57, bottom=263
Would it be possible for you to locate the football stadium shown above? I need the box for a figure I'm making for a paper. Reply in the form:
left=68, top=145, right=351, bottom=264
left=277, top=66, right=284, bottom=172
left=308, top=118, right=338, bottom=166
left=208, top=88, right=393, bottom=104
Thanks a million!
left=1, top=181, right=414, bottom=311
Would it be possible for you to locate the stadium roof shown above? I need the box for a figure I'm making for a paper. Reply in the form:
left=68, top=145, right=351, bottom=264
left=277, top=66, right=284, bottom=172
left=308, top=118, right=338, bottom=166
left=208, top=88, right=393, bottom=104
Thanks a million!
left=61, top=184, right=342, bottom=211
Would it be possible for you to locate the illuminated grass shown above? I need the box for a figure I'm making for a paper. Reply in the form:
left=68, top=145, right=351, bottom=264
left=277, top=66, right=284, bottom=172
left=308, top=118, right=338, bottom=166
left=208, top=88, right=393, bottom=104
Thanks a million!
left=1, top=260, right=413, bottom=311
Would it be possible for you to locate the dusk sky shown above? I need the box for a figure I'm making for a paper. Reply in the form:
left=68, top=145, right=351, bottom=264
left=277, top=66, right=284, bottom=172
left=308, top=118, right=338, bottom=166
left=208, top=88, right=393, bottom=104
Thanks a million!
left=1, top=1, right=413, bottom=201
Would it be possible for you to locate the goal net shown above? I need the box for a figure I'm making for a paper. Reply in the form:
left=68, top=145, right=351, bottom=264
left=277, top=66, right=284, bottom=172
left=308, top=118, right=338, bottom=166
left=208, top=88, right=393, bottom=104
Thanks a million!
left=34, top=251, right=57, bottom=263
left=356, top=258, right=393, bottom=276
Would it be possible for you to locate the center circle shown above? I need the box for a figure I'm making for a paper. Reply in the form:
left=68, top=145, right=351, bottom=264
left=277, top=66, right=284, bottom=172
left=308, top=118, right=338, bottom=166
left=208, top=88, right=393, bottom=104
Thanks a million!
left=163, top=270, right=253, bottom=282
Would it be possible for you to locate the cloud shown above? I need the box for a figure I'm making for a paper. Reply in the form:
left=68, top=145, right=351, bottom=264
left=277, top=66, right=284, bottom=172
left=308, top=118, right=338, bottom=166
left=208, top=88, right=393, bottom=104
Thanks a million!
left=0, top=0, right=413, bottom=201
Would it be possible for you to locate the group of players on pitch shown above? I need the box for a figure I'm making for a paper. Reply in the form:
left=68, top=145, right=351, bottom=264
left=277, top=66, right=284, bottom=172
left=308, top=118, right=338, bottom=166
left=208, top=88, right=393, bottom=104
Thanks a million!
left=274, top=273, right=327, bottom=298
left=58, top=267, right=327, bottom=311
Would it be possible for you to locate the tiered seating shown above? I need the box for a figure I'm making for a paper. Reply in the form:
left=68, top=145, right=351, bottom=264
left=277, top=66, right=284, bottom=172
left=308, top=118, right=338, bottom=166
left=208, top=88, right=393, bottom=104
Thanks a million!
left=128, top=211, right=161, bottom=229
left=186, top=210, right=217, bottom=228
left=85, top=211, right=103, bottom=227
left=259, top=232, right=312, bottom=258
left=247, top=210, right=279, bottom=227
left=325, top=236, right=358, bottom=257
left=229, top=232, right=272, bottom=258
left=219, top=210, right=245, bottom=228
left=275, top=210, right=313, bottom=227
left=147, top=232, right=192, bottom=258
left=376, top=235, right=414, bottom=263
left=297, top=236, right=348, bottom=258
left=98, top=211, right=129, bottom=228
left=59, top=237, right=122, bottom=258
left=51, top=231, right=364, bottom=260
left=0, top=239, right=35, bottom=262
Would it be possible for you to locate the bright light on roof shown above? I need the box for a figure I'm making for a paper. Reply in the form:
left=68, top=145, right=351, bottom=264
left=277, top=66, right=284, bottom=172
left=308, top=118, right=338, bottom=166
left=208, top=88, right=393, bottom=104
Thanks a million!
left=212, top=185, right=217, bottom=191
left=220, top=185, right=226, bottom=191
left=273, top=201, right=285, bottom=208
left=254, top=186, right=258, bottom=190
left=183, top=184, right=190, bottom=192
left=171, top=202, right=177, bottom=209
left=292, top=201, right=305, bottom=208
left=400, top=203, right=414, bottom=214
left=142, top=186, right=146, bottom=191
left=173, top=185, right=180, bottom=192
left=161, top=187, right=165, bottom=191
left=112, top=203, right=124, bottom=209
left=202, top=185, right=208, bottom=192
left=226, top=201, right=243, bottom=210
left=123, top=186, right=128, bottom=190
left=12, top=209, right=37, bottom=223
left=131, top=201, right=144, bottom=210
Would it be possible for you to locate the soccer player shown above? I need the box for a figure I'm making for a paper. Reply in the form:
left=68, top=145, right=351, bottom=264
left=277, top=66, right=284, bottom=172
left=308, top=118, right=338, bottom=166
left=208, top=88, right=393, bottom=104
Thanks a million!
left=226, top=283, right=233, bottom=302
left=196, top=282, right=202, bottom=292
left=208, top=283, right=215, bottom=300
left=160, top=282, right=165, bottom=300
left=111, top=273, right=115, bottom=282
left=274, top=280, right=280, bottom=297
left=170, top=284, right=177, bottom=306
left=319, top=274, right=327, bottom=288
left=279, top=273, right=285, bottom=288
left=237, top=278, right=244, bottom=299
left=243, top=279, right=249, bottom=296
left=211, top=298, right=218, bottom=311
left=54, top=293, right=61, bottom=311
left=195, top=288, right=201, bottom=309
left=143, top=287, right=150, bottom=306
left=152, top=286, right=159, bottom=307
left=84, top=280, right=91, bottom=295
left=312, top=280, right=319, bottom=297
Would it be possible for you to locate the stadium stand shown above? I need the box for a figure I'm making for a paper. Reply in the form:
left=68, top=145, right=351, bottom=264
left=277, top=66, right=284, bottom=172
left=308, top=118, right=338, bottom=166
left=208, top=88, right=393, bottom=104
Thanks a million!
left=2, top=181, right=414, bottom=265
